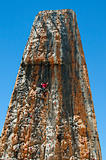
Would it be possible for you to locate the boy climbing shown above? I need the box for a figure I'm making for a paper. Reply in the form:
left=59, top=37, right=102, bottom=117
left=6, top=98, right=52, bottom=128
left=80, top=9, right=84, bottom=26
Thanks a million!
left=41, top=82, right=48, bottom=97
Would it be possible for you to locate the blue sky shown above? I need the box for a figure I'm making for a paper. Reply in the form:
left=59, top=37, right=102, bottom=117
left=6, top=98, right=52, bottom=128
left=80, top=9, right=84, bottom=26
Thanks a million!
left=0, top=0, right=106, bottom=159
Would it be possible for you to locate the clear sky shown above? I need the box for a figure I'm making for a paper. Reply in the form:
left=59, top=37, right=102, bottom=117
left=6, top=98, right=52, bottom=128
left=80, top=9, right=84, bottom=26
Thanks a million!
left=0, top=0, right=105, bottom=159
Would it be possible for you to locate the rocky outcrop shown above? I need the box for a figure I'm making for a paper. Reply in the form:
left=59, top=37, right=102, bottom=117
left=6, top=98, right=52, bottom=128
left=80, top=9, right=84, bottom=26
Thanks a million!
left=0, top=9, right=102, bottom=160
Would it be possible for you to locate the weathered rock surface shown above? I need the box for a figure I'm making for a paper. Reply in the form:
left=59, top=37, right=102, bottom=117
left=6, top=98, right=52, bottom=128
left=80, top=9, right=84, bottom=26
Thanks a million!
left=0, top=9, right=102, bottom=160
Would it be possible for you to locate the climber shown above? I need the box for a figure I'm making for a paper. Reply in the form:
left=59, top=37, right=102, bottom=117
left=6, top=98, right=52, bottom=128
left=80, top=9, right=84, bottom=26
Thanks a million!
left=41, top=82, right=48, bottom=96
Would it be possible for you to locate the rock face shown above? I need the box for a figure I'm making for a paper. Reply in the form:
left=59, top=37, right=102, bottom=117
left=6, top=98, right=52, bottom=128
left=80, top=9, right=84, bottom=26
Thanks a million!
left=0, top=9, right=102, bottom=160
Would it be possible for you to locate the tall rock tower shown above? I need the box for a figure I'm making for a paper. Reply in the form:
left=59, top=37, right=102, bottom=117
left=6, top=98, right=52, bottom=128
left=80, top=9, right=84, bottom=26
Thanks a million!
left=0, top=9, right=102, bottom=160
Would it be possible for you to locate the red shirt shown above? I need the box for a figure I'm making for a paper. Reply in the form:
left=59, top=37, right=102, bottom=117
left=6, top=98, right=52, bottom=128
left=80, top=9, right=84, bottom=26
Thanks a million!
left=41, top=83, right=48, bottom=88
